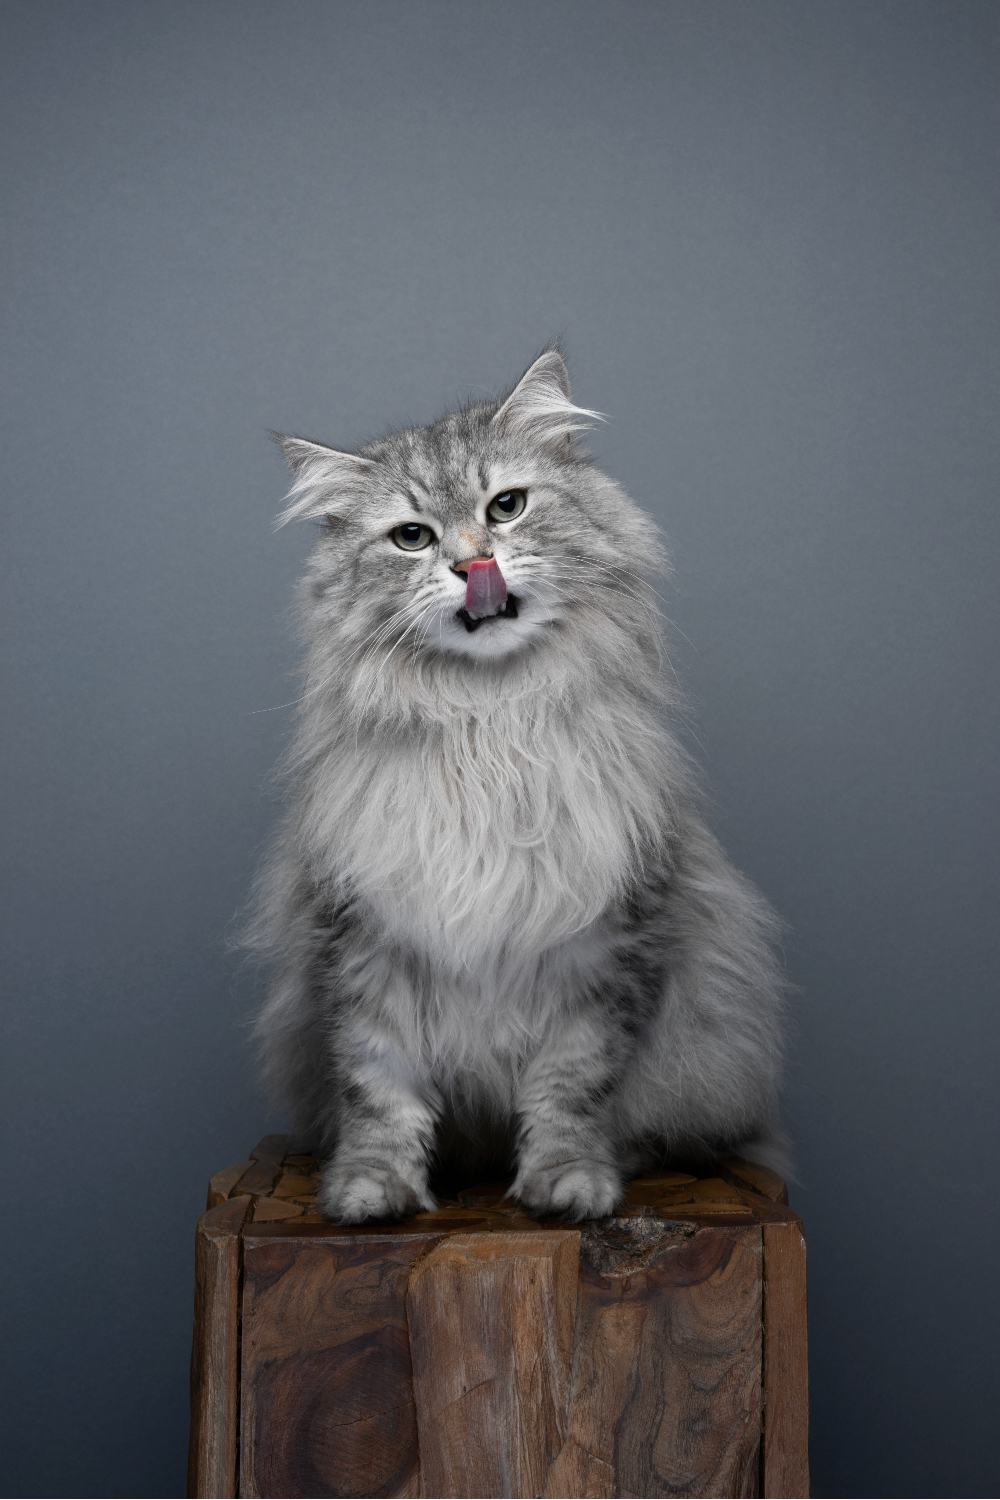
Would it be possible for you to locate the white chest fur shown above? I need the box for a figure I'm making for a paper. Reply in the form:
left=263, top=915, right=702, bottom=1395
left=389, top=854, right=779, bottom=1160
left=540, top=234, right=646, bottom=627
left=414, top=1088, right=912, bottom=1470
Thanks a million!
left=300, top=689, right=660, bottom=973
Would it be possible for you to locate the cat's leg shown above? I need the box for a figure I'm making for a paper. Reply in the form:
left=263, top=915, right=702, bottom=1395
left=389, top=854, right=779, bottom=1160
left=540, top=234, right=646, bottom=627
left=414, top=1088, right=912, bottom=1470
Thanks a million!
left=616, top=818, right=785, bottom=1166
left=256, top=962, right=334, bottom=1150
left=318, top=1009, right=440, bottom=1223
left=511, top=1009, right=626, bottom=1221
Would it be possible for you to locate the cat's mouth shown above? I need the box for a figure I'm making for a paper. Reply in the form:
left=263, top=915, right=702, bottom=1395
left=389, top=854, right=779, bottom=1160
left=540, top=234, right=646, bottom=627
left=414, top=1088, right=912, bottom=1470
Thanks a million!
left=455, top=557, right=519, bottom=633
left=456, top=594, right=520, bottom=633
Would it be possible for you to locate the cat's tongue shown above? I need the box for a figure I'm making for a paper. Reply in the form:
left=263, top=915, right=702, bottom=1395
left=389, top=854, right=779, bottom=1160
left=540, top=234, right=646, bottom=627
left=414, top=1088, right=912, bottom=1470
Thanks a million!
left=463, top=558, right=508, bottom=619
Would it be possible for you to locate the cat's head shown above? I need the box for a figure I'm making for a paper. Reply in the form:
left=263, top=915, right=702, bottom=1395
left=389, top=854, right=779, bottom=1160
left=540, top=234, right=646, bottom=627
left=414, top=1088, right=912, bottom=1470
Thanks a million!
left=275, top=349, right=664, bottom=670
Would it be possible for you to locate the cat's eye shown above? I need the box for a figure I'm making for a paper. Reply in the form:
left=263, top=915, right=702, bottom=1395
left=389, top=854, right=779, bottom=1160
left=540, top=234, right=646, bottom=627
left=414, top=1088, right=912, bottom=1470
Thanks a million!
left=390, top=522, right=435, bottom=551
left=486, top=489, right=527, bottom=523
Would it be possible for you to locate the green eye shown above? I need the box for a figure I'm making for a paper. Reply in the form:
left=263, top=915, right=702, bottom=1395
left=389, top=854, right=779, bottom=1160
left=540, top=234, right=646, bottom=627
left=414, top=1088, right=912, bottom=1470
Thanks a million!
left=486, top=489, right=527, bottom=523
left=390, top=522, right=435, bottom=551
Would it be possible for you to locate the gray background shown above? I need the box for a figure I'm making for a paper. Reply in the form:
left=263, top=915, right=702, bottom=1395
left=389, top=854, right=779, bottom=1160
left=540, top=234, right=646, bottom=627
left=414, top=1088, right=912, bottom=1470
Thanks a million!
left=2, top=1, right=997, bottom=1495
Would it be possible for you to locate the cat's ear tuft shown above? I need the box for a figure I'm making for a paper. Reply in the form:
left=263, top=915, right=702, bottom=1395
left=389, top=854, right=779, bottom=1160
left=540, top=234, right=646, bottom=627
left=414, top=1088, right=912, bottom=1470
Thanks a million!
left=271, top=432, right=375, bottom=527
left=492, top=349, right=604, bottom=450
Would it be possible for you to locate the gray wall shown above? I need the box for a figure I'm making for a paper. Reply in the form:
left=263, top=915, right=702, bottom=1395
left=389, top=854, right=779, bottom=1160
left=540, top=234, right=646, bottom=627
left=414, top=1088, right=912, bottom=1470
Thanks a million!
left=3, top=2, right=997, bottom=1495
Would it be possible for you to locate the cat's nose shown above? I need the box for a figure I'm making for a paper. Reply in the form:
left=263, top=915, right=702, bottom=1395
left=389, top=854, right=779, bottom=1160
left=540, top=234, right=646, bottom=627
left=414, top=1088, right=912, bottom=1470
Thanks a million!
left=450, top=554, right=494, bottom=576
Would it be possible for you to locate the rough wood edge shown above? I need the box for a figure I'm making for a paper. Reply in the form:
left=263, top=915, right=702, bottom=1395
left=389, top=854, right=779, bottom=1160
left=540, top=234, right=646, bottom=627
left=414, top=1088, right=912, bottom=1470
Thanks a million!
left=761, top=1218, right=810, bottom=1498
left=188, top=1196, right=252, bottom=1499
left=208, top=1140, right=797, bottom=1227
left=207, top=1162, right=254, bottom=1210
left=248, top=1133, right=289, bottom=1164
left=722, top=1156, right=790, bottom=1204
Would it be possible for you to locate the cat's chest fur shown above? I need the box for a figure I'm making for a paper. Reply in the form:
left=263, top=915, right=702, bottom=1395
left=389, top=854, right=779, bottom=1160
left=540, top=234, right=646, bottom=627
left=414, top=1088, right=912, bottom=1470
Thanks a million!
left=303, top=690, right=657, bottom=972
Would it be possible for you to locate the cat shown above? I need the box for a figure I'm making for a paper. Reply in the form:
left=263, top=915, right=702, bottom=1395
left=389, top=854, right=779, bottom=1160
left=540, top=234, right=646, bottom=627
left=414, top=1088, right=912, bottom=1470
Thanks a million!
left=248, top=349, right=786, bottom=1223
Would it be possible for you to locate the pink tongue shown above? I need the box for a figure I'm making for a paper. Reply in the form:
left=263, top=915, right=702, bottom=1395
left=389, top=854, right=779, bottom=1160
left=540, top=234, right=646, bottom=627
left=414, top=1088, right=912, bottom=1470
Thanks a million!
left=464, top=558, right=508, bottom=618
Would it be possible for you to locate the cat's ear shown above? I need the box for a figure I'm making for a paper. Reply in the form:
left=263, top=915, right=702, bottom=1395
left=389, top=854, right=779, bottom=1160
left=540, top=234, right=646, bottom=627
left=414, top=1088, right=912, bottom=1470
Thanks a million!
left=492, top=349, right=604, bottom=450
left=271, top=433, right=375, bottom=527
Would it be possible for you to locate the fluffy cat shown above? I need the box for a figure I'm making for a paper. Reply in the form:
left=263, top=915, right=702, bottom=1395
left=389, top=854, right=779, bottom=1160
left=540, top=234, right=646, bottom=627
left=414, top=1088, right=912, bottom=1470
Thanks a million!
left=249, top=349, right=785, bottom=1223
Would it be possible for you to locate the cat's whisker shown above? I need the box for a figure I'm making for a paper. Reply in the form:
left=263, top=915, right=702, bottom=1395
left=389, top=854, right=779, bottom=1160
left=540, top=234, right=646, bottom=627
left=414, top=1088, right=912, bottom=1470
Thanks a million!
left=248, top=680, right=324, bottom=715
left=552, top=561, right=665, bottom=614
left=544, top=567, right=665, bottom=637
left=351, top=598, right=429, bottom=665
left=353, top=601, right=437, bottom=728
left=536, top=560, right=674, bottom=673
left=350, top=599, right=436, bottom=687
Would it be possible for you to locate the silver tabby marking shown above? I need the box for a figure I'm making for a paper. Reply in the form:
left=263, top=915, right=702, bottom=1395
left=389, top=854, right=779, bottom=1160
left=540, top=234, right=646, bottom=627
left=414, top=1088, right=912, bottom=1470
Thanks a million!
left=248, top=350, right=785, bottom=1222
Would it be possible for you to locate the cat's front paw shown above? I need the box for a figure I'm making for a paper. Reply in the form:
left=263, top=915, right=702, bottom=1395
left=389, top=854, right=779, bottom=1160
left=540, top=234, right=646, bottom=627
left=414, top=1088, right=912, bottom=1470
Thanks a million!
left=512, top=1157, right=623, bottom=1221
left=319, top=1161, right=435, bottom=1223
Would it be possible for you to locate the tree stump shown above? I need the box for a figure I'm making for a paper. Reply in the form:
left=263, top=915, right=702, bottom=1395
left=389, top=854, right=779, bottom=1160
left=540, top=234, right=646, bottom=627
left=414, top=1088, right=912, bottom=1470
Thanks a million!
left=189, top=1136, right=808, bottom=1499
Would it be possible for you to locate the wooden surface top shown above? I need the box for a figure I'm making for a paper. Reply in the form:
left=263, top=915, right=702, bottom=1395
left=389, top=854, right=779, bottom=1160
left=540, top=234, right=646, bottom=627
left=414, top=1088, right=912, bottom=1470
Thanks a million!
left=203, top=1135, right=799, bottom=1238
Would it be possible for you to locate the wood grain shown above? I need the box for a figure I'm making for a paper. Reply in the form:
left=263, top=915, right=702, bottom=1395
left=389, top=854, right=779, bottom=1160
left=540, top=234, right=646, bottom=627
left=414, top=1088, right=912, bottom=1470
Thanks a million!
left=190, top=1142, right=808, bottom=1498
left=547, top=1220, right=763, bottom=1499
left=623, top=1175, right=756, bottom=1219
left=188, top=1195, right=252, bottom=1498
left=761, top=1220, right=809, bottom=1498
left=239, top=1232, right=443, bottom=1499
left=722, top=1157, right=790, bottom=1205
left=230, top=1157, right=284, bottom=1199
left=407, top=1232, right=580, bottom=1498
left=207, top=1162, right=254, bottom=1210
left=251, top=1196, right=305, bottom=1222
left=249, top=1134, right=290, bottom=1164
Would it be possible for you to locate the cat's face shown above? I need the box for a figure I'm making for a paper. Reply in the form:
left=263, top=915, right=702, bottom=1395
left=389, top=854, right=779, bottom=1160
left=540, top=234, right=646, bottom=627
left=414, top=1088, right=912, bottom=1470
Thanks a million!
left=279, top=351, right=662, bottom=668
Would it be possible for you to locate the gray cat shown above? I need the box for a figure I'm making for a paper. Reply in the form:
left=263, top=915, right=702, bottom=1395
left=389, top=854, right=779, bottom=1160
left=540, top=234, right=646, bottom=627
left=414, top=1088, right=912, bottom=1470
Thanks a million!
left=249, top=350, right=785, bottom=1223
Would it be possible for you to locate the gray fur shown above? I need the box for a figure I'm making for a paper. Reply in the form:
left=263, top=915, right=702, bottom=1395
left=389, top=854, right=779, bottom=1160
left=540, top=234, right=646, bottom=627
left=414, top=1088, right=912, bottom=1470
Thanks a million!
left=248, top=349, right=786, bottom=1222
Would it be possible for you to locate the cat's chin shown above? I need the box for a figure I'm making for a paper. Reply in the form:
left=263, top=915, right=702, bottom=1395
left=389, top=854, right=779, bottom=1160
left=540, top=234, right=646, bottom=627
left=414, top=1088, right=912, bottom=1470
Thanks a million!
left=456, top=592, right=521, bottom=633
left=432, top=598, right=555, bottom=662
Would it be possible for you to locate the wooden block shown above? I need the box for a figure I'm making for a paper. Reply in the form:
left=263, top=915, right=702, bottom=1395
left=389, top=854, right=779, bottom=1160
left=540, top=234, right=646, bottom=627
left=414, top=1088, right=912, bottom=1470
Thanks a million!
left=623, top=1175, right=755, bottom=1219
left=188, top=1145, right=809, bottom=1498
left=251, top=1196, right=304, bottom=1222
left=249, top=1134, right=289, bottom=1164
left=547, top=1220, right=763, bottom=1500
left=240, top=1233, right=443, bottom=1498
left=271, top=1170, right=319, bottom=1201
left=761, top=1221, right=809, bottom=1499
left=231, top=1157, right=283, bottom=1198
left=407, top=1232, right=580, bottom=1498
left=722, top=1157, right=790, bottom=1205
left=207, top=1162, right=253, bottom=1210
left=188, top=1196, right=252, bottom=1499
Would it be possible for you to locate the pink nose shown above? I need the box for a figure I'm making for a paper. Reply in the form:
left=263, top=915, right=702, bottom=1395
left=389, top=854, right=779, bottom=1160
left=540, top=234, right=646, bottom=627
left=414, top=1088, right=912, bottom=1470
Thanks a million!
left=458, top=557, right=508, bottom=618
left=451, top=555, right=493, bottom=576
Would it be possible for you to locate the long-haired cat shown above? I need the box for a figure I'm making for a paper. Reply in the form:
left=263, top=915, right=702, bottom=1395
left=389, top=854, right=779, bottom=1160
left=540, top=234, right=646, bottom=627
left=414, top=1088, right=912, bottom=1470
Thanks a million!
left=249, top=349, right=785, bottom=1222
